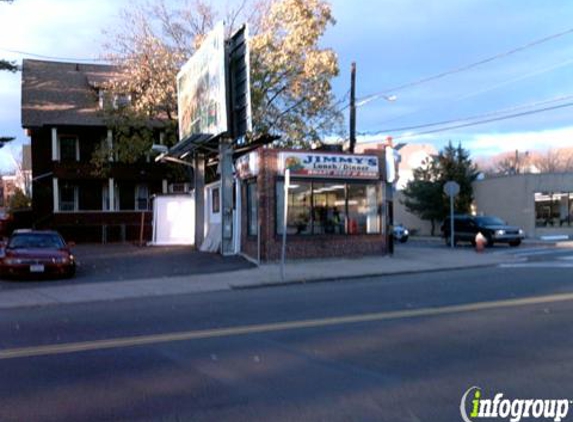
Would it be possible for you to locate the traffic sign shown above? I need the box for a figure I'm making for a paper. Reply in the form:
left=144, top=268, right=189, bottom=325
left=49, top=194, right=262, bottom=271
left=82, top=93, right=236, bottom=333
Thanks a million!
left=443, top=181, right=460, bottom=197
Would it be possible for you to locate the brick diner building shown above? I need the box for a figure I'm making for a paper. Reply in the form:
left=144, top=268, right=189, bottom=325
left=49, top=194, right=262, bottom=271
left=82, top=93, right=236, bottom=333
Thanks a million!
left=237, top=148, right=390, bottom=261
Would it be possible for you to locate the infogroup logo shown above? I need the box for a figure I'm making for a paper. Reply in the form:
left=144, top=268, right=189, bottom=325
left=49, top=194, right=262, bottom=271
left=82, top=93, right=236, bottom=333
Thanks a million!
left=460, top=386, right=570, bottom=422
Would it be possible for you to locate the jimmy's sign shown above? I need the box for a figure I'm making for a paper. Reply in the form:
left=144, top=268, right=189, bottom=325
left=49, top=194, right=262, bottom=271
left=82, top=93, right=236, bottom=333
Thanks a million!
left=278, top=152, right=379, bottom=179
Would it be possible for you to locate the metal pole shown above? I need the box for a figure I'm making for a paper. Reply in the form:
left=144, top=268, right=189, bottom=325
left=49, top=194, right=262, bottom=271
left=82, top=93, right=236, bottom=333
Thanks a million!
left=280, top=169, right=290, bottom=282
left=450, top=194, right=454, bottom=248
left=349, top=62, right=356, bottom=153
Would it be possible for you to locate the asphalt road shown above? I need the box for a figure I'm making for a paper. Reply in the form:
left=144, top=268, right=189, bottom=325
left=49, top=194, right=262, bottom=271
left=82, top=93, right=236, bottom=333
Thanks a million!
left=1, top=250, right=573, bottom=422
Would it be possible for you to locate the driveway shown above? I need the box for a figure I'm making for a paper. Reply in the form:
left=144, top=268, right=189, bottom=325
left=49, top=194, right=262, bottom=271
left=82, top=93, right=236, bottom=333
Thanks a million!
left=0, top=243, right=254, bottom=290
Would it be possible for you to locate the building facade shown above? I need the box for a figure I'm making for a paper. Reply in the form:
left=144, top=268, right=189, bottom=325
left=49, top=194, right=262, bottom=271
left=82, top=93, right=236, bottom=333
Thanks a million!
left=357, top=141, right=438, bottom=236
left=238, top=148, right=390, bottom=262
left=21, top=59, right=181, bottom=242
left=473, top=173, right=573, bottom=239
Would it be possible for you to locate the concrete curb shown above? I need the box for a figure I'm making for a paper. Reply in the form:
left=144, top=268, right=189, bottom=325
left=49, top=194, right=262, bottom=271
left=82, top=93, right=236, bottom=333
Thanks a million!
left=231, top=263, right=502, bottom=290
left=0, top=245, right=539, bottom=311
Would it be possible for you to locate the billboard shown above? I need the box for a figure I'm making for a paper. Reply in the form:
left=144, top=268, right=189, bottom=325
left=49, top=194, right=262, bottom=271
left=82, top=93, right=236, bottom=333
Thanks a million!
left=278, top=152, right=380, bottom=179
left=228, top=24, right=252, bottom=139
left=177, top=21, right=228, bottom=141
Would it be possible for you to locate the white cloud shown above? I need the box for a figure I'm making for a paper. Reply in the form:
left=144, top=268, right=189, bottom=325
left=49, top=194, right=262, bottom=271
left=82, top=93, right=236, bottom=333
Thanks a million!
left=0, top=0, right=117, bottom=59
left=464, top=126, right=573, bottom=156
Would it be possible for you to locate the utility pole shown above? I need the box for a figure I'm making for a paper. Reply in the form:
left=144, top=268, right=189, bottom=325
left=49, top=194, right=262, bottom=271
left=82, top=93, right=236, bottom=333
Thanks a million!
left=349, top=62, right=356, bottom=153
left=515, top=149, right=520, bottom=174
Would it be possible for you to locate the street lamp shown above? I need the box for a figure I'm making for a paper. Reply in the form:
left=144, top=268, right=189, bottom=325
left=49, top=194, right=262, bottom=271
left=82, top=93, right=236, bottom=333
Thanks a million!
left=356, top=94, right=397, bottom=108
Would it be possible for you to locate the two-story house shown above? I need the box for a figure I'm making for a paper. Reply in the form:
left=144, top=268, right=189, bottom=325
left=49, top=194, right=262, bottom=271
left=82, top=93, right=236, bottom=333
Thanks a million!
left=21, top=59, right=185, bottom=242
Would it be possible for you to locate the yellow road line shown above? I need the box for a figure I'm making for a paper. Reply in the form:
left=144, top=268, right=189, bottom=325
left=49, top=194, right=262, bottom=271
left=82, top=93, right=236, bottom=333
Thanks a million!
left=3, top=292, right=573, bottom=360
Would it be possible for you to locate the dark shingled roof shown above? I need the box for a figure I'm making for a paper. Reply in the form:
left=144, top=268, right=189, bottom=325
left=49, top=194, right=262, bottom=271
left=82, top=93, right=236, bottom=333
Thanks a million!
left=21, top=59, right=117, bottom=128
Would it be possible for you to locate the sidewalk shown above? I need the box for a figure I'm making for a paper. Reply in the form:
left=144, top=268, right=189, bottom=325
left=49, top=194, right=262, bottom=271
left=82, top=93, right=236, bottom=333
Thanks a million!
left=0, top=246, right=524, bottom=311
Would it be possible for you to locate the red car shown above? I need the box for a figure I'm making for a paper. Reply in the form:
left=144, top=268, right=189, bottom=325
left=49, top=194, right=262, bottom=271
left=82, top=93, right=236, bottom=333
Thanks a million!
left=0, top=230, right=76, bottom=279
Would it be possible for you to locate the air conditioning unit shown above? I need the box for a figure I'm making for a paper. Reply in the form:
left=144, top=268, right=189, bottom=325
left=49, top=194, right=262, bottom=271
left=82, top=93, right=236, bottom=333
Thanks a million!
left=168, top=183, right=190, bottom=194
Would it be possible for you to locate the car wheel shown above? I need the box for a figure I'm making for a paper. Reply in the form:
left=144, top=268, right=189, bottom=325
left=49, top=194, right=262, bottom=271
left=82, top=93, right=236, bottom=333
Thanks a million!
left=399, top=236, right=408, bottom=243
left=509, top=240, right=521, bottom=247
left=445, top=236, right=457, bottom=246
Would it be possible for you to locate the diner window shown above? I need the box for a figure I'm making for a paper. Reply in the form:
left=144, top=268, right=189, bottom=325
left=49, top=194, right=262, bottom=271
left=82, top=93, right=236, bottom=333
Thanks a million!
left=276, top=181, right=312, bottom=235
left=348, top=184, right=381, bottom=234
left=135, top=184, right=149, bottom=211
left=59, top=136, right=79, bottom=162
left=312, top=183, right=346, bottom=234
left=276, top=180, right=380, bottom=235
left=247, top=181, right=258, bottom=236
left=535, top=192, right=573, bottom=227
left=59, top=184, right=78, bottom=211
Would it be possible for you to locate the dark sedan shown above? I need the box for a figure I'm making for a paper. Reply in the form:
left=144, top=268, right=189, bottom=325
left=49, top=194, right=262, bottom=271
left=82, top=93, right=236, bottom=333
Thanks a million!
left=442, top=215, right=524, bottom=247
left=0, top=230, right=76, bottom=279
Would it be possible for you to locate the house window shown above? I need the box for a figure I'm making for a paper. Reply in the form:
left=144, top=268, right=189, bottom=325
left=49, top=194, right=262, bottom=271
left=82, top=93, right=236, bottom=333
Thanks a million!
left=59, top=184, right=78, bottom=211
left=113, top=93, right=132, bottom=109
left=98, top=89, right=105, bottom=109
left=102, top=185, right=110, bottom=211
left=135, top=184, right=149, bottom=211
left=59, top=136, right=79, bottom=162
left=247, top=181, right=258, bottom=236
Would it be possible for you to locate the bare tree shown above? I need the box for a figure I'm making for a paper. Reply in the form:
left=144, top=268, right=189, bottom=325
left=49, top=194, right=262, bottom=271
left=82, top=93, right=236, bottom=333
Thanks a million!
left=530, top=149, right=573, bottom=173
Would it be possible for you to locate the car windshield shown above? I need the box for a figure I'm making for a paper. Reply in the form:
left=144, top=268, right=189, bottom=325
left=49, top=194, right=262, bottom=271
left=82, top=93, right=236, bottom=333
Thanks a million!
left=475, top=216, right=506, bottom=226
left=8, top=233, right=65, bottom=249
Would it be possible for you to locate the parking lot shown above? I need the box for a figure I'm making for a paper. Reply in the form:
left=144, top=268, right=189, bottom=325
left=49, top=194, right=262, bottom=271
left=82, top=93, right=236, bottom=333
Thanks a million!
left=0, top=243, right=254, bottom=290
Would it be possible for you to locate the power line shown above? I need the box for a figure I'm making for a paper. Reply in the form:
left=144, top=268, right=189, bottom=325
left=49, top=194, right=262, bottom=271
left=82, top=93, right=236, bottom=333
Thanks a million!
left=359, top=94, right=573, bottom=135
left=374, top=57, right=573, bottom=126
left=355, top=26, right=573, bottom=105
left=0, top=47, right=108, bottom=63
left=391, top=101, right=573, bottom=140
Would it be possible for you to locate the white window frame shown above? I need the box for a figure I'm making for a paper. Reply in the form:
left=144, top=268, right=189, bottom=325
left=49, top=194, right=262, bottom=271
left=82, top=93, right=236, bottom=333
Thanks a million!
left=135, top=184, right=149, bottom=211
left=113, top=93, right=132, bottom=109
left=59, top=184, right=79, bottom=212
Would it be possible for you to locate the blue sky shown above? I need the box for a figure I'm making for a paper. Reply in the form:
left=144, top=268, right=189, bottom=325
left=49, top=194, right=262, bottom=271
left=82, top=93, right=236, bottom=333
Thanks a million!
left=1, top=0, right=573, bottom=172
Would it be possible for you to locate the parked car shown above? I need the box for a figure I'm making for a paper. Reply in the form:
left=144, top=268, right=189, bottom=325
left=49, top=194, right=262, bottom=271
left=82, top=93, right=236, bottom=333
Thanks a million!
left=441, top=215, right=524, bottom=247
left=0, top=229, right=76, bottom=279
left=392, top=223, right=409, bottom=243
